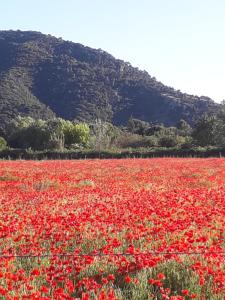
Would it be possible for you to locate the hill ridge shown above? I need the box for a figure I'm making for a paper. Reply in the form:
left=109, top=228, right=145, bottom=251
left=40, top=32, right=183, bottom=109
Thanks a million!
left=0, top=30, right=219, bottom=134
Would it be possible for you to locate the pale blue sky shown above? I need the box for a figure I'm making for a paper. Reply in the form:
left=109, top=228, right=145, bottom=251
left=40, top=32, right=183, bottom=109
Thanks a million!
left=1, top=0, right=225, bottom=102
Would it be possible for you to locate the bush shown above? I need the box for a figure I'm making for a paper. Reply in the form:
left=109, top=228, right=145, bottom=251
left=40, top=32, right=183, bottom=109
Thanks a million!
left=115, top=133, right=159, bottom=149
left=89, top=120, right=121, bottom=150
left=180, top=137, right=194, bottom=149
left=0, top=137, right=7, bottom=150
left=137, top=136, right=159, bottom=148
left=158, top=136, right=179, bottom=148
left=6, top=116, right=90, bottom=151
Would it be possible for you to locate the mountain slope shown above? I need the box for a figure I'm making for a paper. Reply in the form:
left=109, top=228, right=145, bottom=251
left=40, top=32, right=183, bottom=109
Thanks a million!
left=0, top=30, right=219, bottom=133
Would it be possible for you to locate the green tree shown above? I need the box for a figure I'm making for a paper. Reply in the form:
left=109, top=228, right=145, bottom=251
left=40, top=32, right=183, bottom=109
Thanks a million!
left=7, top=118, right=50, bottom=150
left=7, top=116, right=34, bottom=133
left=6, top=116, right=90, bottom=150
left=7, top=116, right=35, bottom=149
left=63, top=121, right=90, bottom=147
left=177, top=119, right=192, bottom=136
left=90, top=119, right=120, bottom=151
left=127, top=117, right=150, bottom=136
left=46, top=119, right=65, bottom=150
left=23, top=120, right=50, bottom=150
left=159, top=135, right=179, bottom=148
left=146, top=124, right=166, bottom=136
left=0, top=137, right=7, bottom=150
left=192, top=116, right=216, bottom=146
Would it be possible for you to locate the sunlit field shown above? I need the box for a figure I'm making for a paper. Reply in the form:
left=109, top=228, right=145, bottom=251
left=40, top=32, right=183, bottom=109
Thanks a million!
left=0, top=158, right=225, bottom=299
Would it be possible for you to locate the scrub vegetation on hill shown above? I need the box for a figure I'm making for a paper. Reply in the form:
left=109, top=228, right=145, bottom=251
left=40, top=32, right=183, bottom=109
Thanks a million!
left=0, top=30, right=219, bottom=136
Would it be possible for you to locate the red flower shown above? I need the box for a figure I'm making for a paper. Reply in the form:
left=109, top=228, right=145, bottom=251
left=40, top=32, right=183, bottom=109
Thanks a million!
left=107, top=274, right=115, bottom=282
left=157, top=273, right=166, bottom=280
left=31, top=269, right=40, bottom=276
left=148, top=278, right=155, bottom=284
left=82, top=293, right=89, bottom=300
left=182, top=289, right=189, bottom=295
left=125, top=275, right=132, bottom=283
left=0, top=287, right=6, bottom=295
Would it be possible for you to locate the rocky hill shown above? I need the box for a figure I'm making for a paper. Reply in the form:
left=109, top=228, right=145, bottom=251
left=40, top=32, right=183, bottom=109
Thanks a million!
left=0, top=30, right=219, bottom=133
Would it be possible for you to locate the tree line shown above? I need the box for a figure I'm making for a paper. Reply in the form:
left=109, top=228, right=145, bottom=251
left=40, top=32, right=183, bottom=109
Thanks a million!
left=0, top=117, right=89, bottom=151
left=1, top=107, right=225, bottom=152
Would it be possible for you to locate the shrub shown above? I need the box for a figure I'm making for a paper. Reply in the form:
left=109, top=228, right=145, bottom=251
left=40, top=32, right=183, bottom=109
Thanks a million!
left=158, top=135, right=179, bottom=148
left=0, top=137, right=7, bottom=150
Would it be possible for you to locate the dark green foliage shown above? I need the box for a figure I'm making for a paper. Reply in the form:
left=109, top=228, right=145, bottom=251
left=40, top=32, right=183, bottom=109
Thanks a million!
left=115, top=133, right=159, bottom=148
left=0, top=147, right=224, bottom=160
left=176, top=119, right=192, bottom=136
left=127, top=117, right=151, bottom=135
left=6, top=116, right=90, bottom=151
left=192, top=116, right=216, bottom=146
left=0, top=71, right=55, bottom=134
left=46, top=119, right=65, bottom=150
left=192, top=109, right=225, bottom=147
left=145, top=124, right=166, bottom=136
left=213, top=108, right=225, bottom=146
left=0, top=30, right=219, bottom=133
left=158, top=135, right=180, bottom=148
left=7, top=117, right=51, bottom=150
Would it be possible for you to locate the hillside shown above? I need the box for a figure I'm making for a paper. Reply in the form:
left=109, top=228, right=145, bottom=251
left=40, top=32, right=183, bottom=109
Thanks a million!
left=0, top=30, right=219, bottom=133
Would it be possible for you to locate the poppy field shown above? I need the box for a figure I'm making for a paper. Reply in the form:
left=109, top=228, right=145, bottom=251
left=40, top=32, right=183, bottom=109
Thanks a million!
left=0, top=158, right=225, bottom=300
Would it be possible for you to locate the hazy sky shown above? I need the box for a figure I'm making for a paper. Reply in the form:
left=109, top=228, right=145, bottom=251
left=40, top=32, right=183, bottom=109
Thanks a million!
left=1, top=0, right=225, bottom=102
